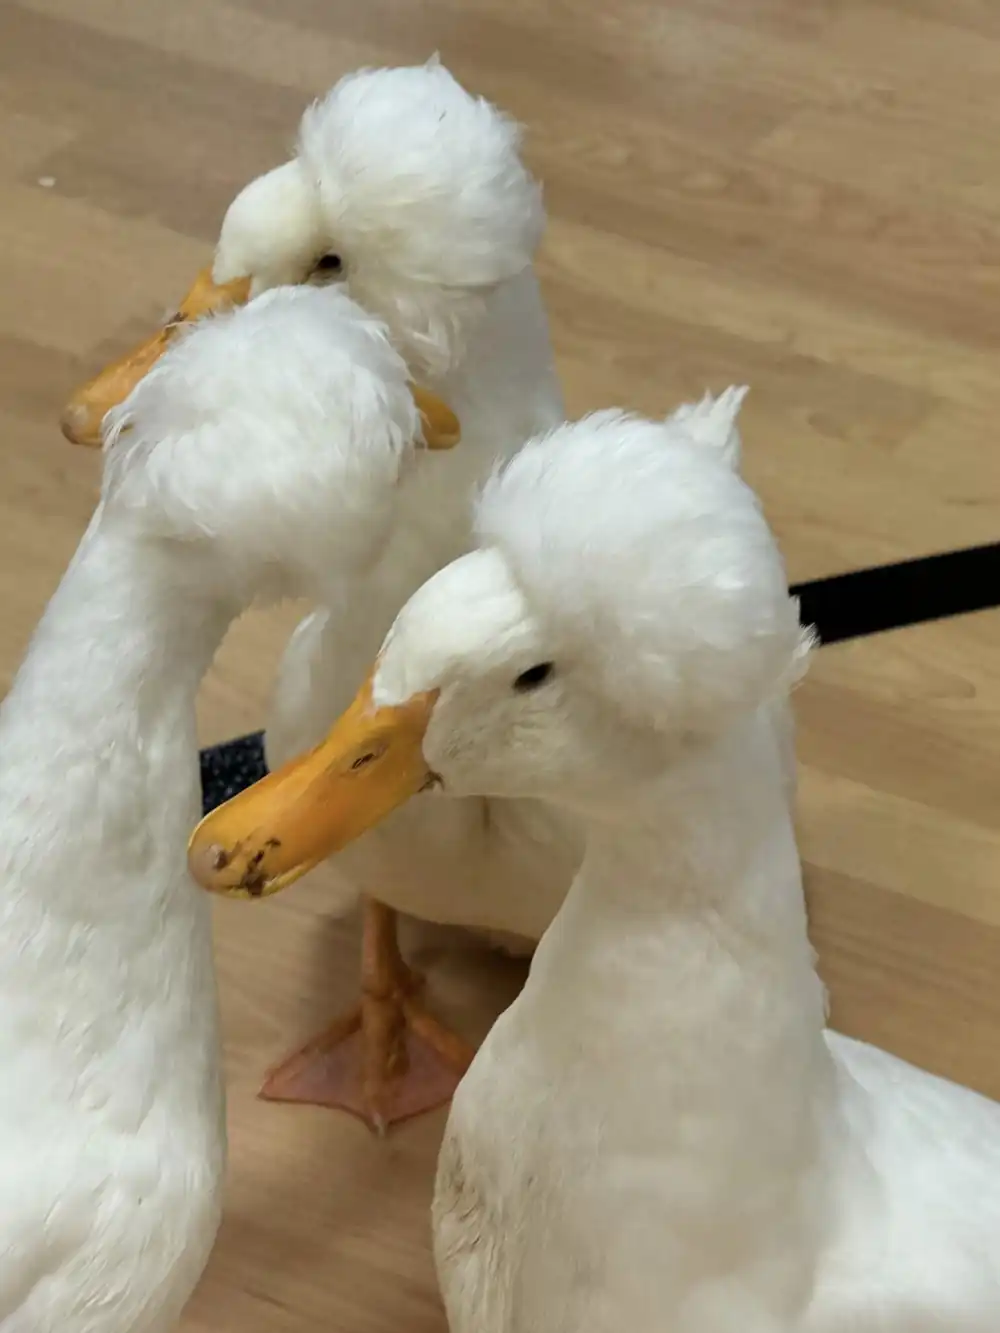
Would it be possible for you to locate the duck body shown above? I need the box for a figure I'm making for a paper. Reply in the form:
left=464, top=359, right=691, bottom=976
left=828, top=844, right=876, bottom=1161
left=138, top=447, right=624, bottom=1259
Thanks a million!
left=807, top=1034, right=1000, bottom=1327
left=2, top=284, right=430, bottom=1327
left=0, top=519, right=226, bottom=1332
left=202, top=404, right=1000, bottom=1327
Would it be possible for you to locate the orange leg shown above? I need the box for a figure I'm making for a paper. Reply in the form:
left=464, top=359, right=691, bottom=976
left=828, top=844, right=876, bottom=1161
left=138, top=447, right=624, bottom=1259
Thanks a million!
left=259, top=898, right=475, bottom=1134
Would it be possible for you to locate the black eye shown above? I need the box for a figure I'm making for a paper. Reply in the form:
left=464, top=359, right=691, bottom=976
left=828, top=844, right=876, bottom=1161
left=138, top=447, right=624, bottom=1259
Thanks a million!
left=513, top=662, right=554, bottom=693
left=313, top=253, right=343, bottom=276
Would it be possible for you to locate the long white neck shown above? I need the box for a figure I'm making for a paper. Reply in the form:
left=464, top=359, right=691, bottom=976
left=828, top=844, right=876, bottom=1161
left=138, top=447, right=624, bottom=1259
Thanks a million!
left=528, top=711, right=837, bottom=1225
left=0, top=507, right=231, bottom=1041
left=386, top=267, right=565, bottom=599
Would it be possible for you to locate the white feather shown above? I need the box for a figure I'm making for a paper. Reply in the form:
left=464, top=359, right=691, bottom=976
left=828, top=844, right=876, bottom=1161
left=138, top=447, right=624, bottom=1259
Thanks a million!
left=358, top=410, right=1000, bottom=1332
left=203, top=65, right=783, bottom=954
left=0, top=286, right=424, bottom=1331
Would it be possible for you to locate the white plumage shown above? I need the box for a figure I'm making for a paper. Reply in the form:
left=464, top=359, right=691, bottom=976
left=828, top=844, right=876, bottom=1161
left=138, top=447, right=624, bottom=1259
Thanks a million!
left=227, top=79, right=811, bottom=1129
left=196, top=60, right=578, bottom=1122
left=0, top=284, right=433, bottom=1331
left=262, top=404, right=1000, bottom=1330
left=61, top=57, right=576, bottom=1126
left=62, top=62, right=794, bottom=1125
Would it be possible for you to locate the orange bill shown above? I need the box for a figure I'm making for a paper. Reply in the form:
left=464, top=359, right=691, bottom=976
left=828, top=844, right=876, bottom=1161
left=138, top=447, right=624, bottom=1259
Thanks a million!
left=61, top=267, right=253, bottom=447
left=61, top=264, right=461, bottom=451
left=187, top=673, right=439, bottom=899
left=410, top=384, right=461, bottom=450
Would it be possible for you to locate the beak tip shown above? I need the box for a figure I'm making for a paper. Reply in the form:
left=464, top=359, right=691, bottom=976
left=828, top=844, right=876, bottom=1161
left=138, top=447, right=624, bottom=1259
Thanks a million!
left=60, top=266, right=253, bottom=453
left=188, top=839, right=229, bottom=892
left=60, top=402, right=96, bottom=447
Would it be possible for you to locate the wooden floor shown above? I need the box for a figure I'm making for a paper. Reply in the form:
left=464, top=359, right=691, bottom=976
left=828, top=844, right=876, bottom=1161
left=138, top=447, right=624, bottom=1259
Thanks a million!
left=2, top=0, right=1000, bottom=1327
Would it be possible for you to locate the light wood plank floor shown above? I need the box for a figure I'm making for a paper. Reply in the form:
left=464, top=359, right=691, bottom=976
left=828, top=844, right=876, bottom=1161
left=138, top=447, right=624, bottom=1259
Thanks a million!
left=2, top=0, right=1000, bottom=1328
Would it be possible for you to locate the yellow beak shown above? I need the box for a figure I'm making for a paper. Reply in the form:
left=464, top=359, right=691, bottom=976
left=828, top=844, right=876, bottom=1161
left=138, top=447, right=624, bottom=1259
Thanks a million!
left=187, top=673, right=439, bottom=899
left=61, top=268, right=252, bottom=447
left=60, top=268, right=461, bottom=451
left=407, top=385, right=462, bottom=450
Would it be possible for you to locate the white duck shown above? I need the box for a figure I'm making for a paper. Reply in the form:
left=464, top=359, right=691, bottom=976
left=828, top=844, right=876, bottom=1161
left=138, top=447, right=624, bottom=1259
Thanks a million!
left=192, top=407, right=1000, bottom=1330
left=0, top=283, right=455, bottom=1331
left=61, top=59, right=573, bottom=1130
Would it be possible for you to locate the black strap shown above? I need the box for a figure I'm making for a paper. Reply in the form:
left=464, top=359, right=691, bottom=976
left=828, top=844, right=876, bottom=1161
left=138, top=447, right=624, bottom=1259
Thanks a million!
left=200, top=732, right=267, bottom=815
left=793, top=542, right=1000, bottom=645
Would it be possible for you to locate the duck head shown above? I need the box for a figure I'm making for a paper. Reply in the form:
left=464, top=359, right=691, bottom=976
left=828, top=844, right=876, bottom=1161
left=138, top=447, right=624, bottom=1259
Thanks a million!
left=188, top=390, right=812, bottom=898
left=99, top=283, right=459, bottom=604
left=62, top=58, right=542, bottom=448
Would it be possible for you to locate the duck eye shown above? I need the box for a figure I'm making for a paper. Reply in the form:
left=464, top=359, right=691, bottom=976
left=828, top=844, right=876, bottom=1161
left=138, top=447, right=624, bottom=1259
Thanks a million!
left=513, top=662, right=555, bottom=693
left=312, top=253, right=343, bottom=278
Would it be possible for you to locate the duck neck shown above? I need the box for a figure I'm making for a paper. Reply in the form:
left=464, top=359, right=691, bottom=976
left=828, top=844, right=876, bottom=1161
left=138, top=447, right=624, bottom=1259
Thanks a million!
left=0, top=508, right=234, bottom=924
left=537, top=711, right=836, bottom=1184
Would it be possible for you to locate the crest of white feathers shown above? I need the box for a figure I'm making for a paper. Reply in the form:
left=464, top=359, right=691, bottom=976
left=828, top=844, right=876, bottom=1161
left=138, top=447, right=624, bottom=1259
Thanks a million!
left=297, top=59, right=544, bottom=374
left=298, top=58, right=544, bottom=291
left=101, top=287, right=417, bottom=584
left=213, top=60, right=545, bottom=378
left=476, top=389, right=814, bottom=737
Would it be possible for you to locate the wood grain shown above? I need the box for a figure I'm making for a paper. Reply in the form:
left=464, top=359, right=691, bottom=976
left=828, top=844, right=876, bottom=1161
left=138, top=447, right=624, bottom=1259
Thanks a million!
left=1, top=0, right=999, bottom=1327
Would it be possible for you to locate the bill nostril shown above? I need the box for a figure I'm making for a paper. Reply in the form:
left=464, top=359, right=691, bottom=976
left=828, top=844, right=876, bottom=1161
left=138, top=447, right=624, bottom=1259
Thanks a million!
left=349, top=740, right=389, bottom=772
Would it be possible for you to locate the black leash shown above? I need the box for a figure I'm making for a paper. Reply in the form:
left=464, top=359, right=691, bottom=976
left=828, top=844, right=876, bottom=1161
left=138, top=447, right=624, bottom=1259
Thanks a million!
left=199, top=542, right=1000, bottom=813
left=792, top=542, right=1000, bottom=646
